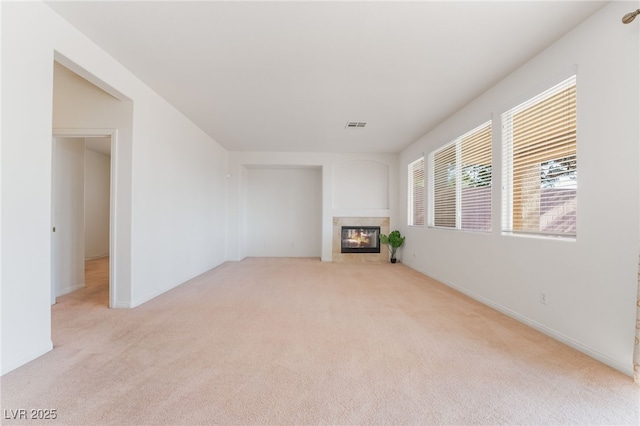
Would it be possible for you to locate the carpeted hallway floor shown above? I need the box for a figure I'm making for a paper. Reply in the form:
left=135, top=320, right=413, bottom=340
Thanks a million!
left=1, top=257, right=638, bottom=425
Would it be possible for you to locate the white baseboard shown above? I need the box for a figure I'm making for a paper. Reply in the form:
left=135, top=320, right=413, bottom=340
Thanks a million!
left=56, top=283, right=84, bottom=297
left=130, top=280, right=187, bottom=308
left=405, top=262, right=633, bottom=378
left=1, top=340, right=53, bottom=376
left=85, top=253, right=109, bottom=260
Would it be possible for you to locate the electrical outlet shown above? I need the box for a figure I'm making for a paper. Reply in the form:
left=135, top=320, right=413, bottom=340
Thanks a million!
left=540, top=292, right=548, bottom=305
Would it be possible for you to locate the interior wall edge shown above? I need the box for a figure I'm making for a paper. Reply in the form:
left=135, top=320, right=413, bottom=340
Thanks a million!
left=1, top=341, right=53, bottom=376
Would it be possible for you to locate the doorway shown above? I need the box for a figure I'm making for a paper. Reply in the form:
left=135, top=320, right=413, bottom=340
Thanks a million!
left=52, top=129, right=118, bottom=308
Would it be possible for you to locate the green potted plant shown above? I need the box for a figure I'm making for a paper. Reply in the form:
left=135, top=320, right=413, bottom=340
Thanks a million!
left=379, top=230, right=405, bottom=263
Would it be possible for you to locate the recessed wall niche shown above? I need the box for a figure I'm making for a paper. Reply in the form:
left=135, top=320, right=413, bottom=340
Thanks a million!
left=332, top=160, right=389, bottom=210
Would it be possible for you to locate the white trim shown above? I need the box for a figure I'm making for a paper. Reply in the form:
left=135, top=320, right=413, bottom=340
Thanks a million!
left=407, top=156, right=425, bottom=227
left=85, top=253, right=109, bottom=260
left=54, top=52, right=130, bottom=102
left=52, top=129, right=118, bottom=309
left=51, top=138, right=57, bottom=306
left=498, top=65, right=579, bottom=117
left=56, top=283, right=85, bottom=297
left=52, top=128, right=116, bottom=138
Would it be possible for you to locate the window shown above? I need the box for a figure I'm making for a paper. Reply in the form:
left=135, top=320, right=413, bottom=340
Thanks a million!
left=502, top=74, right=577, bottom=237
left=408, top=157, right=425, bottom=226
left=428, top=121, right=492, bottom=231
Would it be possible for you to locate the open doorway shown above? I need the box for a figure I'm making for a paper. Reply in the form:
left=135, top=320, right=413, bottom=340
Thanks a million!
left=52, top=130, right=117, bottom=308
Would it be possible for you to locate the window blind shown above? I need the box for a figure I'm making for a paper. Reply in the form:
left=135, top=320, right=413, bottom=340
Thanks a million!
left=429, top=121, right=492, bottom=231
left=460, top=122, right=492, bottom=231
left=502, top=74, right=577, bottom=237
left=408, top=157, right=425, bottom=227
left=433, top=144, right=457, bottom=228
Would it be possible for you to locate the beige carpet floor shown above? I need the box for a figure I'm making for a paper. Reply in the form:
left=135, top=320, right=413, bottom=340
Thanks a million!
left=1, top=257, right=638, bottom=425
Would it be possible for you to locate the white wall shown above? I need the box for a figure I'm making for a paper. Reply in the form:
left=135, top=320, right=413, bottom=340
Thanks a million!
left=333, top=160, right=389, bottom=210
left=399, top=2, right=639, bottom=376
left=53, top=137, right=85, bottom=297
left=228, top=152, right=398, bottom=262
left=130, top=96, right=228, bottom=306
left=1, top=1, right=229, bottom=375
left=84, top=145, right=110, bottom=259
left=246, top=167, right=322, bottom=257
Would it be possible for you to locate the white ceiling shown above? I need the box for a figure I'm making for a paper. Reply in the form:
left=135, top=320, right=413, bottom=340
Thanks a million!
left=46, top=1, right=608, bottom=154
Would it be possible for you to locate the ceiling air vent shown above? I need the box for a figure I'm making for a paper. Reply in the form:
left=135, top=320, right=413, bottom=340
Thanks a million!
left=345, top=121, right=366, bottom=128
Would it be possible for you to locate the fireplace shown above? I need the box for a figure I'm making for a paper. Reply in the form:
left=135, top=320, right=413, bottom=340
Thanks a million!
left=341, top=226, right=381, bottom=254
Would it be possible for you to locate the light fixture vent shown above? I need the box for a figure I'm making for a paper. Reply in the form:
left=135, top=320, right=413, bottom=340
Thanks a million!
left=345, top=121, right=366, bottom=128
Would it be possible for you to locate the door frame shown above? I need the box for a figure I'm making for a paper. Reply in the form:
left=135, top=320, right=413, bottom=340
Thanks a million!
left=52, top=128, right=118, bottom=308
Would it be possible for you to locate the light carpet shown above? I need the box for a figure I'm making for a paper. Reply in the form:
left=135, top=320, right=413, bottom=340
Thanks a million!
left=1, top=257, right=638, bottom=425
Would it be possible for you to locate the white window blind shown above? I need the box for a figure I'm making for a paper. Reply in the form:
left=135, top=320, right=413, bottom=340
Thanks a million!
left=502, top=74, right=577, bottom=237
left=408, top=157, right=425, bottom=227
left=428, top=121, right=492, bottom=231
left=432, top=144, right=457, bottom=228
